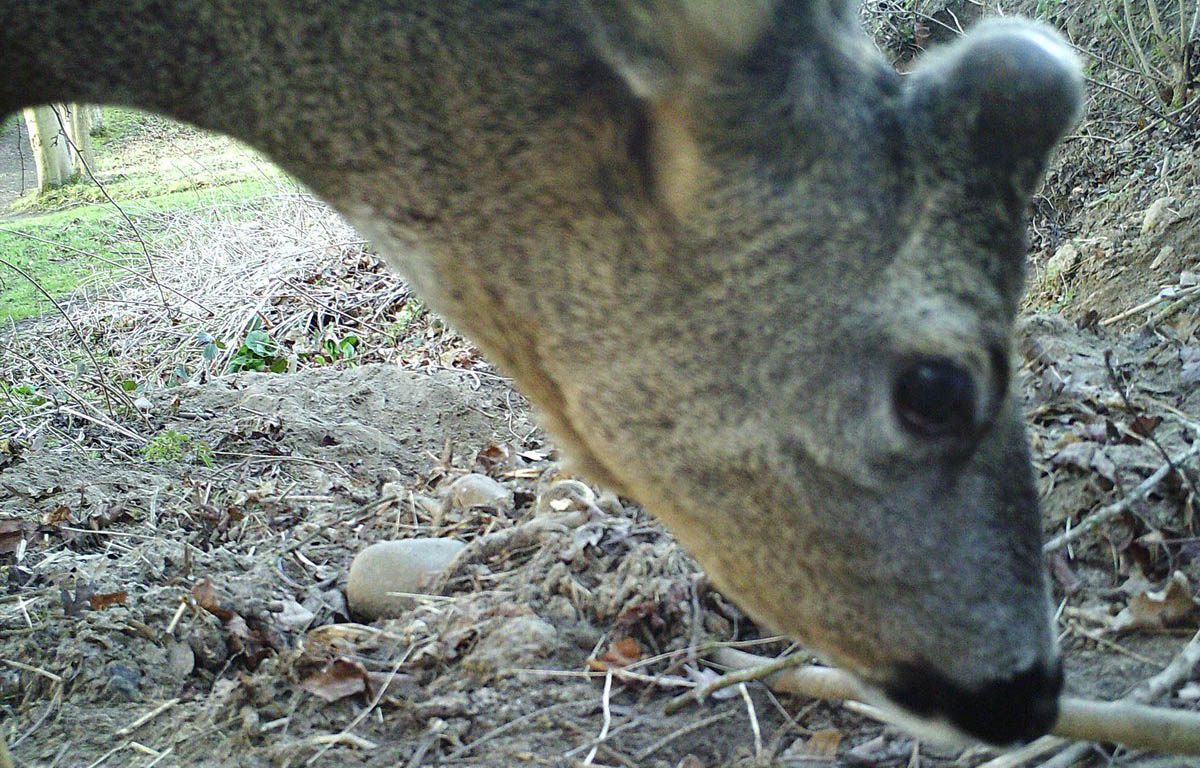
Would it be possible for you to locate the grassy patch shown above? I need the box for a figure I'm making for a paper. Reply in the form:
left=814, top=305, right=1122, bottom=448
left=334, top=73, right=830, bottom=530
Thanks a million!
left=1, top=107, right=294, bottom=323
left=0, top=179, right=289, bottom=323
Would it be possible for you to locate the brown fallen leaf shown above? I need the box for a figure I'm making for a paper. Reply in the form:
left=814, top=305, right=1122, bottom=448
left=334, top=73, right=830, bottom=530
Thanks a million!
left=300, top=658, right=371, bottom=702
left=42, top=505, right=71, bottom=525
left=588, top=636, right=643, bottom=670
left=802, top=729, right=844, bottom=758
left=1113, top=571, right=1196, bottom=631
left=0, top=518, right=35, bottom=555
left=193, top=578, right=234, bottom=622
left=89, top=591, right=128, bottom=611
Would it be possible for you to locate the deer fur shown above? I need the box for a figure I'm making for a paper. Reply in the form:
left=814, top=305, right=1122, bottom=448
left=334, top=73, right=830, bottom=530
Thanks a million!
left=0, top=0, right=1082, bottom=743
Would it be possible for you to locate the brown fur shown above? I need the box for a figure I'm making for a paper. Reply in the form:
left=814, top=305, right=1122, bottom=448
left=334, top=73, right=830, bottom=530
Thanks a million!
left=0, top=0, right=1082, bottom=742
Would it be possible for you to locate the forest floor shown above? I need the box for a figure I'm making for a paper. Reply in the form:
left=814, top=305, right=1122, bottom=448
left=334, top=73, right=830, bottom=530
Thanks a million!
left=2, top=2, right=1200, bottom=767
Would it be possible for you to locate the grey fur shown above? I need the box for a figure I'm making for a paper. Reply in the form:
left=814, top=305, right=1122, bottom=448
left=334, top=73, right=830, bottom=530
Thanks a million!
left=0, top=0, right=1082, bottom=740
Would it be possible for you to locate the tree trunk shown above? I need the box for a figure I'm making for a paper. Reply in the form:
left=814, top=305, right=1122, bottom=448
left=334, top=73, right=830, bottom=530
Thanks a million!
left=65, top=102, right=95, bottom=173
left=21, top=104, right=73, bottom=190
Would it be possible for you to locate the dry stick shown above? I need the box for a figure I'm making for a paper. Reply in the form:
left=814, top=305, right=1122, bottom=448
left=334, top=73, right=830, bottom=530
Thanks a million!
left=1031, top=627, right=1200, bottom=768
left=114, top=698, right=180, bottom=738
left=1122, top=0, right=1169, bottom=82
left=1148, top=285, right=1200, bottom=326
left=1146, top=0, right=1171, bottom=55
left=633, top=708, right=738, bottom=762
left=279, top=278, right=396, bottom=339
left=1101, top=283, right=1200, bottom=326
left=1084, top=75, right=1190, bottom=129
left=443, top=700, right=589, bottom=761
left=709, top=647, right=1200, bottom=756
left=1043, top=441, right=1200, bottom=553
left=582, top=671, right=613, bottom=765
left=976, top=735, right=1068, bottom=768
left=1104, top=350, right=1200, bottom=509
left=0, top=340, right=138, bottom=425
left=0, top=256, right=117, bottom=417
left=664, top=651, right=814, bottom=714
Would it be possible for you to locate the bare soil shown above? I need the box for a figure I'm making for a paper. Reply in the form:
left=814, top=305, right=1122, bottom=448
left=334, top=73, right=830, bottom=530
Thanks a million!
left=3, top=3, right=1200, bottom=767
left=0, top=118, right=34, bottom=210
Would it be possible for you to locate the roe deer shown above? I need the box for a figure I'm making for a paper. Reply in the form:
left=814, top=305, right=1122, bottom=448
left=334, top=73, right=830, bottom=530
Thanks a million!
left=0, top=0, right=1082, bottom=744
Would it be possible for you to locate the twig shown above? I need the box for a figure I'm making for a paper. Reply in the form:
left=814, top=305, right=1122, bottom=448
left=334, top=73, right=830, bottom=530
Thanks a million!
left=975, top=735, right=1067, bottom=768
left=1, top=658, right=62, bottom=683
left=51, top=105, right=168, bottom=308
left=709, top=648, right=1200, bottom=755
left=1101, top=284, right=1200, bottom=326
left=1121, top=0, right=1170, bottom=82
left=582, top=671, right=613, bottom=765
left=0, top=227, right=213, bottom=315
left=443, top=700, right=588, bottom=761
left=1148, top=285, right=1200, bottom=326
left=664, top=651, right=815, bottom=714
left=114, top=698, right=180, bottom=737
left=739, top=682, right=763, bottom=760
left=1043, top=442, right=1200, bottom=552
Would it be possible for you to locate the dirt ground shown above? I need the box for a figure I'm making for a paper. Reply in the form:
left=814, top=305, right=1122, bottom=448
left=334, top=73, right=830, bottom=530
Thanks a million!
left=0, top=119, right=34, bottom=210
left=3, top=3, right=1200, bottom=768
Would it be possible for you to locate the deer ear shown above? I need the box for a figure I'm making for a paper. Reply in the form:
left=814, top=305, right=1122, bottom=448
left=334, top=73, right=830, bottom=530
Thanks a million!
left=580, top=0, right=779, bottom=99
left=580, top=1, right=779, bottom=216
left=904, top=19, right=1083, bottom=198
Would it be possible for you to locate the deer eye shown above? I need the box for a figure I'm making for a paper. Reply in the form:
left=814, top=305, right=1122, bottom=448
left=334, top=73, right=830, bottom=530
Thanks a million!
left=893, top=358, right=976, bottom=437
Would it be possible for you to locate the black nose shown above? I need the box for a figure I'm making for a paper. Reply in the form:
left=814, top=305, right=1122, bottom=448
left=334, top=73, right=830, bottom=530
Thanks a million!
left=883, top=658, right=1063, bottom=744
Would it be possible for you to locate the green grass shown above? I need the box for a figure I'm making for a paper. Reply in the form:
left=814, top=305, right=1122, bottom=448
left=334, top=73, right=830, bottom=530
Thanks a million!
left=1, top=108, right=291, bottom=323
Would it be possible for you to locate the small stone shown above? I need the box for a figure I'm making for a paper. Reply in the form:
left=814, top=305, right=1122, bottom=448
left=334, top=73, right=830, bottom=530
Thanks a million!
left=443, top=473, right=513, bottom=511
left=166, top=640, right=195, bottom=679
left=346, top=538, right=465, bottom=620
left=106, top=663, right=141, bottom=701
left=1142, top=196, right=1175, bottom=235
left=1149, top=245, right=1175, bottom=270
left=461, top=615, right=559, bottom=675
left=1044, top=242, right=1080, bottom=282
left=535, top=479, right=596, bottom=517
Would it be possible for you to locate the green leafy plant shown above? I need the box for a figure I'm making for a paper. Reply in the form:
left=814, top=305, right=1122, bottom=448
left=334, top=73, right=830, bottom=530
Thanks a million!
left=228, top=329, right=287, bottom=373
left=1, top=382, right=48, bottom=407
left=142, top=429, right=214, bottom=467
left=320, top=333, right=359, bottom=363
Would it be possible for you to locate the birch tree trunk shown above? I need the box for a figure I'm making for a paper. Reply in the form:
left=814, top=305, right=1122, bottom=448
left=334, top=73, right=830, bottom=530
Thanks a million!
left=65, top=102, right=95, bottom=173
left=21, top=104, right=73, bottom=190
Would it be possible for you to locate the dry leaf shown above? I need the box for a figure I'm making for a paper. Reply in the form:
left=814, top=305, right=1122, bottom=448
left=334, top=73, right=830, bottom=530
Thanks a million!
left=193, top=578, right=234, bottom=622
left=89, top=591, right=128, bottom=611
left=42, top=505, right=71, bottom=525
left=1112, top=571, right=1195, bottom=631
left=803, top=729, right=844, bottom=758
left=0, top=518, right=34, bottom=555
left=300, top=658, right=371, bottom=702
left=589, top=636, right=643, bottom=670
left=1130, top=415, right=1162, bottom=437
